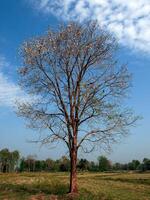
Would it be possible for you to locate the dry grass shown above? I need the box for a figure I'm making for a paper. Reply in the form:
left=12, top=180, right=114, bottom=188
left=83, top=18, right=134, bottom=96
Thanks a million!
left=0, top=172, right=150, bottom=199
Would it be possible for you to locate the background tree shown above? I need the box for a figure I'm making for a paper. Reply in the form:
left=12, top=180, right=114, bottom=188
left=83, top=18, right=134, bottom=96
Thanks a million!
left=9, top=150, right=20, bottom=172
left=35, top=160, right=43, bottom=171
left=0, top=148, right=10, bottom=172
left=19, top=157, right=26, bottom=172
left=17, top=21, right=138, bottom=193
left=89, top=161, right=99, bottom=172
left=113, top=162, right=122, bottom=171
left=26, top=155, right=36, bottom=172
left=98, top=156, right=111, bottom=171
left=59, top=156, right=70, bottom=172
left=0, top=148, right=20, bottom=172
left=78, top=159, right=90, bottom=171
left=143, top=158, right=150, bottom=171
left=45, top=158, right=55, bottom=171
left=127, top=160, right=140, bottom=170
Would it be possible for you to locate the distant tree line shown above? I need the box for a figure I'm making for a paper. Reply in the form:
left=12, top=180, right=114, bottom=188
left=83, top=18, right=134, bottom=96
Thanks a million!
left=0, top=148, right=150, bottom=173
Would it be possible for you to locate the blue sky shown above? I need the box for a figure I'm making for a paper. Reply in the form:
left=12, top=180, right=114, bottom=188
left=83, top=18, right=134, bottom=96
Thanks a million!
left=0, top=0, right=150, bottom=163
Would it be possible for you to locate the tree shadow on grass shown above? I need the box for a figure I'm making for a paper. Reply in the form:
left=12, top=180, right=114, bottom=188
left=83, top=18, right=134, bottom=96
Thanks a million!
left=0, top=182, right=69, bottom=196
left=0, top=183, right=112, bottom=200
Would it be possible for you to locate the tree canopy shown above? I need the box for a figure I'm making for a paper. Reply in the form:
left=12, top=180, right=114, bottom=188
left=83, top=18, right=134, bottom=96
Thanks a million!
left=17, top=21, right=138, bottom=193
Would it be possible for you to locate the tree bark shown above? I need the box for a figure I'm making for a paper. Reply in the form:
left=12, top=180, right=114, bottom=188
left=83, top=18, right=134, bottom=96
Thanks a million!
left=69, top=148, right=78, bottom=193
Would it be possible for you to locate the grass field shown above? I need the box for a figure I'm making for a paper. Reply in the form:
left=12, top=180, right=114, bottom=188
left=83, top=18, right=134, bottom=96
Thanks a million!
left=0, top=172, right=150, bottom=200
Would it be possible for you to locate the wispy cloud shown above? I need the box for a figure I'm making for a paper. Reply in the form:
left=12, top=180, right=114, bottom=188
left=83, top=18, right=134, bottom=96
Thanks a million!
left=0, top=55, right=9, bottom=68
left=0, top=55, right=32, bottom=107
left=30, top=0, right=150, bottom=54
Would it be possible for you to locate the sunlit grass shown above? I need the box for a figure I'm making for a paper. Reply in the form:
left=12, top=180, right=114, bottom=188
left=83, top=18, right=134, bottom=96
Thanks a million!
left=0, top=172, right=150, bottom=199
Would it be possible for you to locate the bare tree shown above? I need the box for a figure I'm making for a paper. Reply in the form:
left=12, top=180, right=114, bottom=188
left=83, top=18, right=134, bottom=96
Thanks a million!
left=17, top=21, right=138, bottom=193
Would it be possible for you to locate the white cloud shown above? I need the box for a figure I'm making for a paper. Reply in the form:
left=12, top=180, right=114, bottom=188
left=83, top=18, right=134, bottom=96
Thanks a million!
left=30, top=0, right=150, bottom=53
left=0, top=55, right=32, bottom=107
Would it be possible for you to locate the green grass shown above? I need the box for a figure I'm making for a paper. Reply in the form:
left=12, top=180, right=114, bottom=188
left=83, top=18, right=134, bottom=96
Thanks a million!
left=0, top=172, right=150, bottom=199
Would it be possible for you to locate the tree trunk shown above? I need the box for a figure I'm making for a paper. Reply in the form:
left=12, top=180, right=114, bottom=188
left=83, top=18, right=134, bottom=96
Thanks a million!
left=69, top=148, right=78, bottom=193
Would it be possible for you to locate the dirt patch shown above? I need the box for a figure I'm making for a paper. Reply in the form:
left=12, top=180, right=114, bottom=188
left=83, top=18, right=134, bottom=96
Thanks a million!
left=30, top=194, right=46, bottom=200
left=30, top=194, right=58, bottom=200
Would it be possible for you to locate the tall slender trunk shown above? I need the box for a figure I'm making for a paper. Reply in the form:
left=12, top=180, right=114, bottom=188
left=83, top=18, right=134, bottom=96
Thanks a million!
left=69, top=147, right=78, bottom=193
